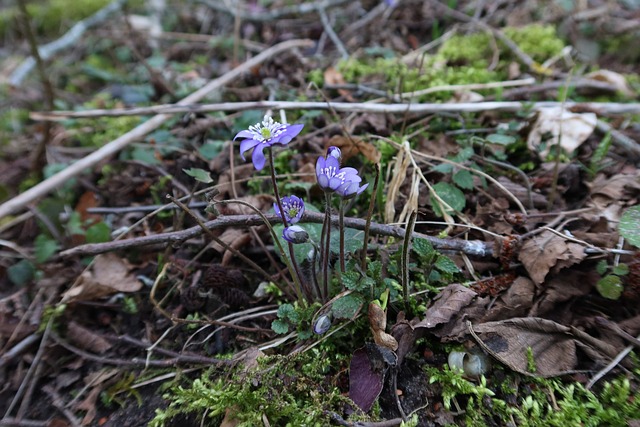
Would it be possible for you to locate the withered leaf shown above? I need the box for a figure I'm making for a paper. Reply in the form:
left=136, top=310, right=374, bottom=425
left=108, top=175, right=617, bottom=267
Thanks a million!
left=518, top=230, right=586, bottom=285
left=415, top=283, right=477, bottom=329
left=326, top=134, right=381, bottom=164
left=470, top=317, right=577, bottom=377
left=62, top=253, right=142, bottom=302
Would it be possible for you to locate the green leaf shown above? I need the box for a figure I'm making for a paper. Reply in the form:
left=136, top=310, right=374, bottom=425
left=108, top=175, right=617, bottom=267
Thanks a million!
left=198, top=140, right=224, bottom=160
left=612, top=263, right=629, bottom=276
left=619, top=205, right=640, bottom=248
left=8, top=260, right=35, bottom=286
left=34, top=234, right=59, bottom=263
left=452, top=169, right=474, bottom=190
left=183, top=168, right=213, bottom=184
left=271, top=319, right=290, bottom=334
left=277, top=303, right=297, bottom=322
left=413, top=237, right=435, bottom=258
left=596, top=260, right=608, bottom=276
left=486, top=133, right=516, bottom=145
left=435, top=255, right=460, bottom=275
left=85, top=221, right=111, bottom=244
left=341, top=270, right=361, bottom=291
left=331, top=293, right=364, bottom=319
left=596, top=275, right=623, bottom=300
left=431, top=182, right=466, bottom=217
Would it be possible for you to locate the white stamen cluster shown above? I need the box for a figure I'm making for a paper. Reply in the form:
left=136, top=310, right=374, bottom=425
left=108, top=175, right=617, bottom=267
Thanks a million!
left=248, top=115, right=285, bottom=143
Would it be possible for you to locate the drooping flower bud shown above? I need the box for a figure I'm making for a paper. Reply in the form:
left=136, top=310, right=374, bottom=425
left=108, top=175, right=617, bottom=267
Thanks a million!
left=282, top=225, right=309, bottom=244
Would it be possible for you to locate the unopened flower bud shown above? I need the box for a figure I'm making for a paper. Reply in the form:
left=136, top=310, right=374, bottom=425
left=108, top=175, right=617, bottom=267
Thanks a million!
left=314, top=314, right=332, bottom=334
left=282, top=225, right=309, bottom=244
left=327, top=146, right=342, bottom=161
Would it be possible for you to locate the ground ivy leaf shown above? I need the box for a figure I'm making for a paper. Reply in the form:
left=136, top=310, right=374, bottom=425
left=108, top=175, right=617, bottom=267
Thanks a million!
left=331, top=293, right=364, bottom=319
left=413, top=237, right=435, bottom=258
left=271, top=319, right=290, bottom=334
left=85, top=221, right=111, bottom=244
left=431, top=182, right=466, bottom=217
left=34, top=234, right=59, bottom=264
left=596, top=275, right=623, bottom=300
left=183, top=168, right=213, bottom=183
left=452, top=169, right=474, bottom=190
left=8, top=260, right=35, bottom=286
left=619, top=205, right=640, bottom=248
left=435, top=255, right=460, bottom=275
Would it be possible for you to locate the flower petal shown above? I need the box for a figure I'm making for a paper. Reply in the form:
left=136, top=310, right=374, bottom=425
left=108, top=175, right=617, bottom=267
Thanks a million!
left=252, top=143, right=267, bottom=171
left=318, top=174, right=330, bottom=189
left=234, top=130, right=255, bottom=140
left=239, top=138, right=260, bottom=161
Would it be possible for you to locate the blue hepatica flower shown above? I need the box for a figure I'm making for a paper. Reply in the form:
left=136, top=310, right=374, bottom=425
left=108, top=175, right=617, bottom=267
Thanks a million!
left=316, top=154, right=368, bottom=198
left=274, top=195, right=305, bottom=224
left=327, top=146, right=342, bottom=161
left=282, top=225, right=309, bottom=244
left=234, top=115, right=304, bottom=171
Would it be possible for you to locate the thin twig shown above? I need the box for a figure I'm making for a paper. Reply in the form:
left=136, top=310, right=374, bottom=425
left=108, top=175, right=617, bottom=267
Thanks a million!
left=32, top=100, right=640, bottom=121
left=9, top=0, right=128, bottom=86
left=0, top=38, right=314, bottom=220
left=317, top=6, right=349, bottom=59
left=201, top=0, right=350, bottom=21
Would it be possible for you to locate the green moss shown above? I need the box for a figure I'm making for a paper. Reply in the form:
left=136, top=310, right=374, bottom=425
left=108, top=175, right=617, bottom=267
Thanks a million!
left=151, top=350, right=365, bottom=427
left=335, top=25, right=565, bottom=103
left=427, top=363, right=640, bottom=426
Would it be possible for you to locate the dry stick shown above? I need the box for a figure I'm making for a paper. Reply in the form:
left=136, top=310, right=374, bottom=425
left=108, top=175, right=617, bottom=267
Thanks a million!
left=201, top=0, right=350, bottom=21
left=16, top=0, right=55, bottom=174
left=9, top=0, right=127, bottom=86
left=0, top=38, right=314, bottom=220
left=166, top=195, right=277, bottom=288
left=32, top=100, right=640, bottom=121
left=60, top=211, right=491, bottom=257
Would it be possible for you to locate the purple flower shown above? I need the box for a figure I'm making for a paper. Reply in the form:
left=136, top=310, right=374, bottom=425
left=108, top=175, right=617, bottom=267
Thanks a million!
left=274, top=195, right=305, bottom=224
left=234, top=115, right=304, bottom=171
left=282, top=225, right=309, bottom=244
left=315, top=155, right=369, bottom=198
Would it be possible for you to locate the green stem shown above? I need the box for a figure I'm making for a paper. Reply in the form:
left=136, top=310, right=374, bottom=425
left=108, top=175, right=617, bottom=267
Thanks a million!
left=267, top=148, right=308, bottom=302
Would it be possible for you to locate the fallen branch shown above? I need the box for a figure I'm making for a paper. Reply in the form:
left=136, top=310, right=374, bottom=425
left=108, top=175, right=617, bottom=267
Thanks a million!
left=199, top=0, right=350, bottom=21
left=9, top=0, right=128, bottom=86
left=0, top=39, right=314, bottom=220
left=30, top=100, right=640, bottom=121
left=59, top=211, right=493, bottom=258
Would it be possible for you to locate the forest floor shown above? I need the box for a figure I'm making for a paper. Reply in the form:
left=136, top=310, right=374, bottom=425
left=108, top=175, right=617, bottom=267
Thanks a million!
left=1, top=1, right=640, bottom=426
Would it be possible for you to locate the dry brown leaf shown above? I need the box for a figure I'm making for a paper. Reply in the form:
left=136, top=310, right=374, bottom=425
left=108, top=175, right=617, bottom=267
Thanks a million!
left=326, top=134, right=381, bottom=164
left=518, top=230, right=586, bottom=285
left=529, top=270, right=594, bottom=317
left=415, top=283, right=479, bottom=330
left=585, top=69, right=635, bottom=97
left=481, top=277, right=535, bottom=322
left=323, top=66, right=355, bottom=101
left=67, top=321, right=112, bottom=354
left=62, top=253, right=142, bottom=302
left=470, top=317, right=577, bottom=377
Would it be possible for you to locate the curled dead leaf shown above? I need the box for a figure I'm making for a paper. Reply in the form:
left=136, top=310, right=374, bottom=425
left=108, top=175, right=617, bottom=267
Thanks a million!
left=527, top=107, right=597, bottom=159
left=62, top=253, right=142, bottom=303
left=368, top=302, right=398, bottom=351
left=518, top=230, right=586, bottom=285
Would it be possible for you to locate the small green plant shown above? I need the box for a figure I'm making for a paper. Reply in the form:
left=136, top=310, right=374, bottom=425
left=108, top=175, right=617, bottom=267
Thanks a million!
left=151, top=351, right=360, bottom=427
left=595, top=259, right=628, bottom=300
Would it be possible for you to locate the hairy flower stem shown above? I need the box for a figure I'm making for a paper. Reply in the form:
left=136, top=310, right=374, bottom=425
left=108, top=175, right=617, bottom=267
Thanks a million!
left=322, top=192, right=333, bottom=301
left=401, top=210, right=417, bottom=313
left=361, top=164, right=380, bottom=272
left=339, top=200, right=346, bottom=273
left=267, top=149, right=309, bottom=302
